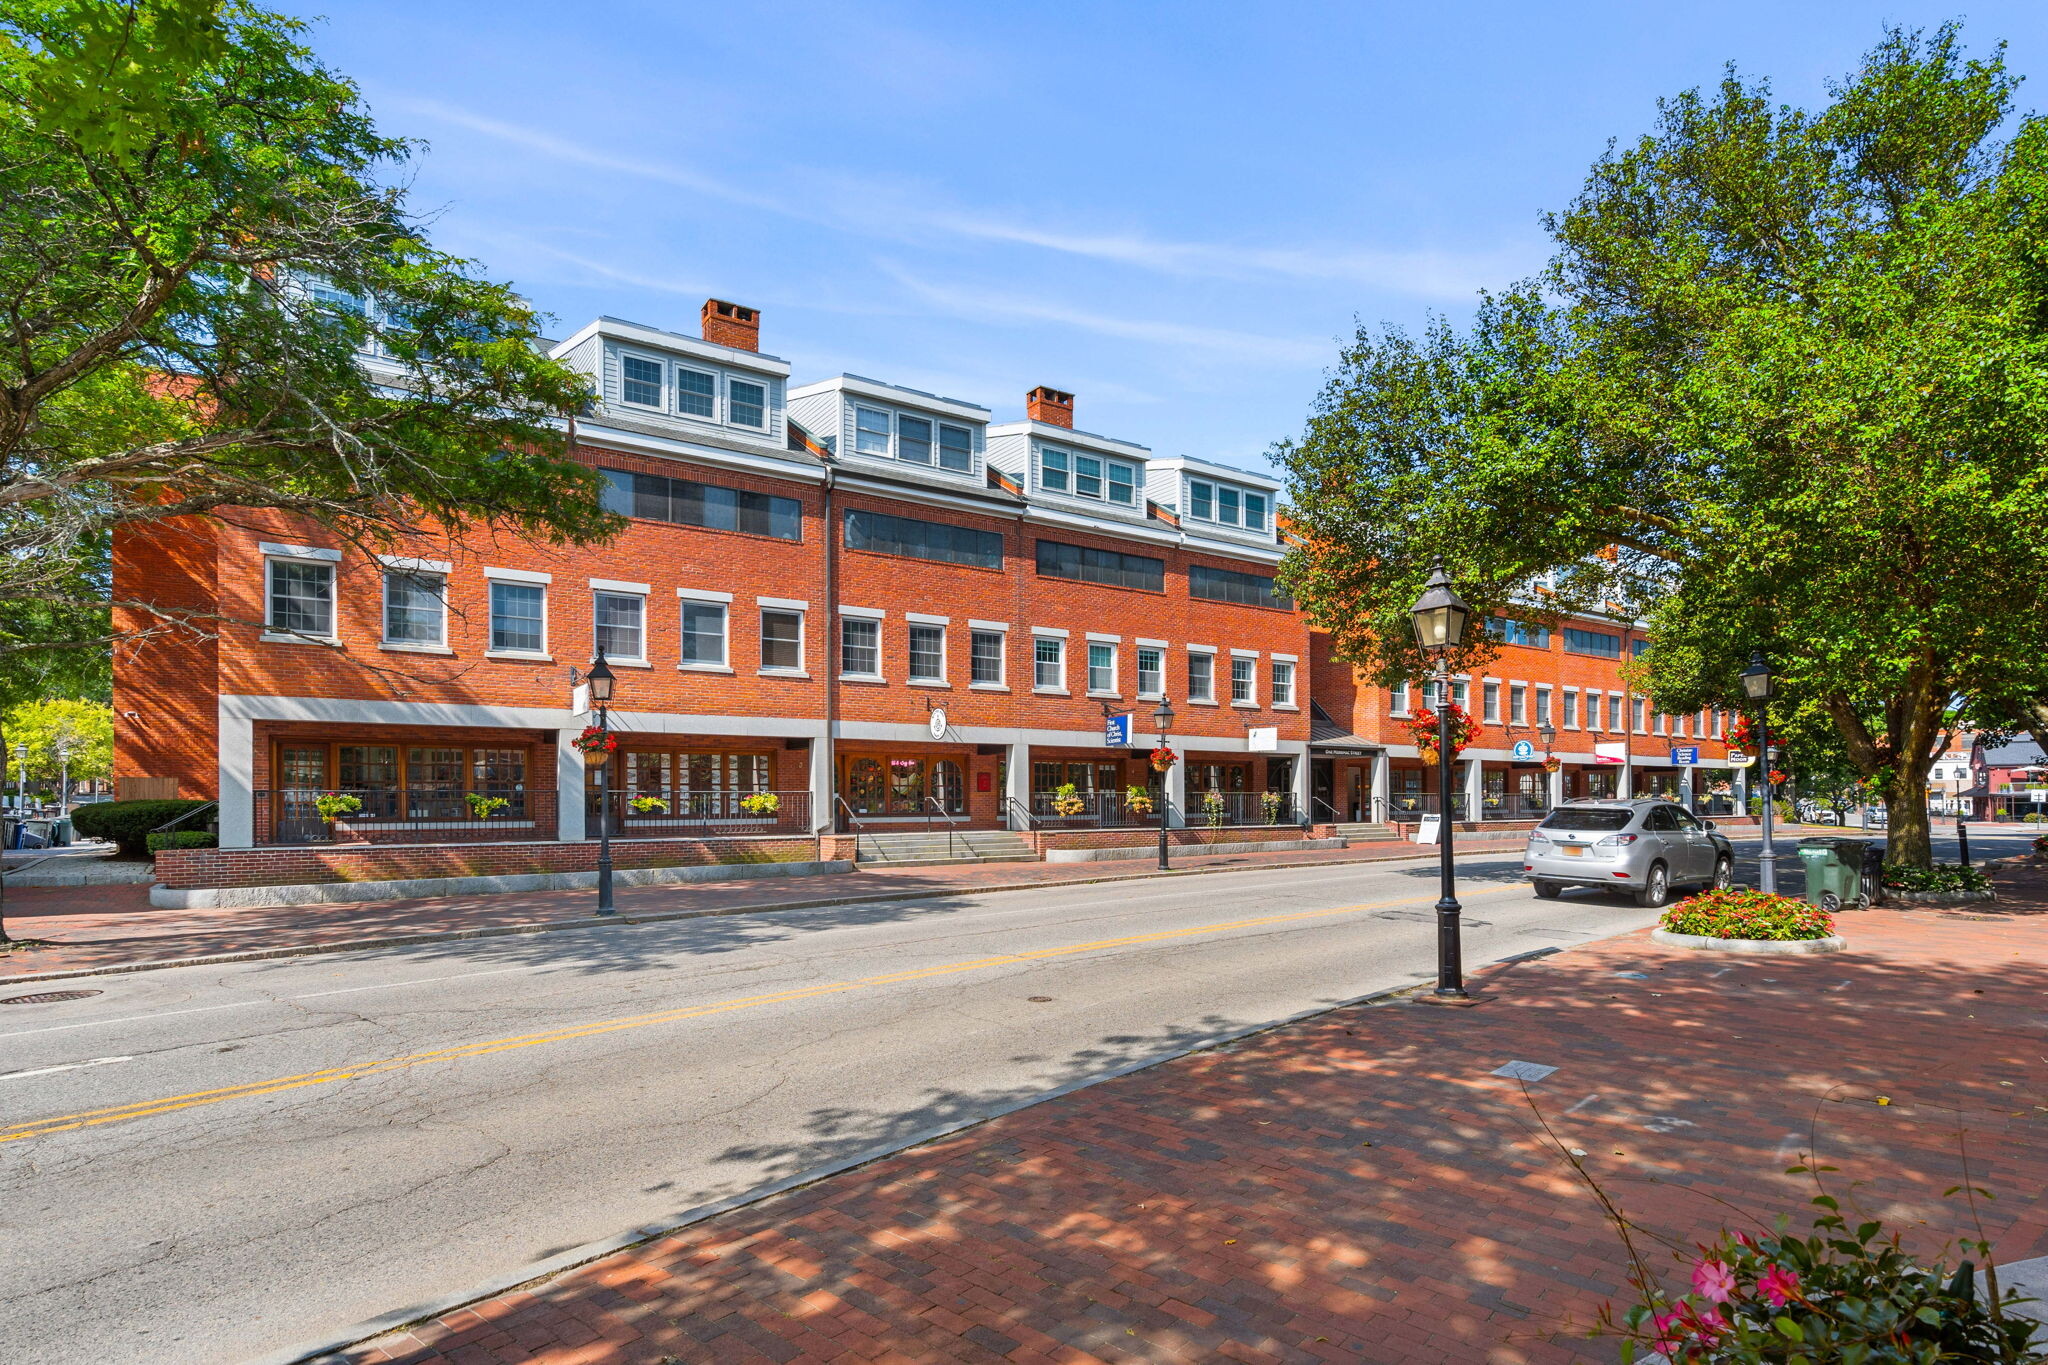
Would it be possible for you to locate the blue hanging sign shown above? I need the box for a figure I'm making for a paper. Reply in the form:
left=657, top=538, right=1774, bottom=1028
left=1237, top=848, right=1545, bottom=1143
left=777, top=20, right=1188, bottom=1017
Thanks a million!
left=1510, top=740, right=1537, bottom=761
left=1670, top=746, right=1701, bottom=765
left=1104, top=714, right=1132, bottom=747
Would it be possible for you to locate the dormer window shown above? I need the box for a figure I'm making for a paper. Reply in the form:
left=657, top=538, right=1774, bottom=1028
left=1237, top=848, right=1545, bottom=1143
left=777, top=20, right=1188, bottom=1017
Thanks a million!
left=855, top=406, right=892, bottom=455
left=622, top=354, right=664, bottom=408
left=899, top=414, right=933, bottom=463
left=676, top=367, right=716, bottom=418
left=1187, top=477, right=1268, bottom=532
left=938, top=424, right=972, bottom=472
left=1040, top=445, right=1139, bottom=506
left=844, top=403, right=980, bottom=473
left=729, top=379, right=766, bottom=428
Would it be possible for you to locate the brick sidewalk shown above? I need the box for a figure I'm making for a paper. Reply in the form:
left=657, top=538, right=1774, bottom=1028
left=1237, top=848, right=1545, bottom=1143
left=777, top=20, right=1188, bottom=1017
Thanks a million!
left=0, top=837, right=1527, bottom=982
left=332, top=869, right=2048, bottom=1365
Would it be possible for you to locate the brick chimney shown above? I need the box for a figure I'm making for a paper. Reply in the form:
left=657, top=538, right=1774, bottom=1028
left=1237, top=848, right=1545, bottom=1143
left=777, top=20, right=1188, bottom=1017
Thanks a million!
left=701, top=298, right=760, bottom=351
left=1026, top=385, right=1073, bottom=428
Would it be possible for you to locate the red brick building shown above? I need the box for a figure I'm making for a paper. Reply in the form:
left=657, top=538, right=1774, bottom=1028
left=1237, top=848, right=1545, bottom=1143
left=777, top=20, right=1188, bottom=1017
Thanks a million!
left=113, top=298, right=1740, bottom=891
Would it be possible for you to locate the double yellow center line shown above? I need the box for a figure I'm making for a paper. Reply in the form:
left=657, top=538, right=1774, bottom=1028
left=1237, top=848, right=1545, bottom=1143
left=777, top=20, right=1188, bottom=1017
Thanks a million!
left=1, top=884, right=1515, bottom=1146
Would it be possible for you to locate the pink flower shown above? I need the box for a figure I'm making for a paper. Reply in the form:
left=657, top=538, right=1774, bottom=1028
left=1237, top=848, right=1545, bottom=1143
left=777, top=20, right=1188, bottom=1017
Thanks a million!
left=1758, top=1264, right=1801, bottom=1306
left=1650, top=1309, right=1686, bottom=1354
left=1691, top=1307, right=1728, bottom=1342
left=1691, top=1258, right=1737, bottom=1303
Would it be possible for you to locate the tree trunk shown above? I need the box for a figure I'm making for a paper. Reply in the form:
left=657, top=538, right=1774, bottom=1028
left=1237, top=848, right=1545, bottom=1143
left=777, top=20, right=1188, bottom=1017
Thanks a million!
left=1882, top=767, right=1933, bottom=869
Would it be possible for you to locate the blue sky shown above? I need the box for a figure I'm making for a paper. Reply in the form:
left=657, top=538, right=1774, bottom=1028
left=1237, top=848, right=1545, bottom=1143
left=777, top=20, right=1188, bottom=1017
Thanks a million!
left=304, top=2, right=2048, bottom=475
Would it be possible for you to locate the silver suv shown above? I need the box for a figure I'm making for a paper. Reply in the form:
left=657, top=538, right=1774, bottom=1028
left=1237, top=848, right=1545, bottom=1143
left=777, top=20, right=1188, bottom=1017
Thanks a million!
left=1522, top=799, right=1734, bottom=907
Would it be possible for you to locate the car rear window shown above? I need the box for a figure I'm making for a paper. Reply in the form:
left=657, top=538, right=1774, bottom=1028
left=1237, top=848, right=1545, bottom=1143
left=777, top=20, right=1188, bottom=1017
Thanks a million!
left=1539, top=809, right=1634, bottom=831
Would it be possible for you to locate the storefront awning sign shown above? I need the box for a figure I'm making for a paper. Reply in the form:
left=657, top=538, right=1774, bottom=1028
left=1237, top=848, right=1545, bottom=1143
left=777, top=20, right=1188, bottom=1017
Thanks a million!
left=1246, top=726, right=1278, bottom=752
left=1594, top=741, right=1628, bottom=765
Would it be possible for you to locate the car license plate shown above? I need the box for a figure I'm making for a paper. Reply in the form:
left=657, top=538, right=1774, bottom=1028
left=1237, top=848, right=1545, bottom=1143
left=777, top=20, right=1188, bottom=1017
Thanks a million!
left=1560, top=845, right=1584, bottom=857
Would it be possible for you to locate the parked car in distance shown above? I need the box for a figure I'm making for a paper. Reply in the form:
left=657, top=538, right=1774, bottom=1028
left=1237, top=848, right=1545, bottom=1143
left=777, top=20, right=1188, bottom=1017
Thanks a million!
left=1522, top=799, right=1735, bottom=907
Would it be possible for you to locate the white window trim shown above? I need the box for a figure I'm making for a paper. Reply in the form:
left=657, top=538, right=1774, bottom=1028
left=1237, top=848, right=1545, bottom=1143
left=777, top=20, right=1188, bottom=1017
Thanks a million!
left=725, top=374, right=769, bottom=431
left=484, top=566, right=551, bottom=584
left=1535, top=685, right=1553, bottom=728
left=592, top=588, right=650, bottom=666
left=1032, top=633, right=1067, bottom=694
left=676, top=597, right=731, bottom=673
left=670, top=362, right=722, bottom=425
left=482, top=575, right=550, bottom=660
left=758, top=604, right=807, bottom=677
left=839, top=614, right=885, bottom=683
left=617, top=348, right=669, bottom=413
left=1389, top=681, right=1412, bottom=718
left=376, top=554, right=450, bottom=574
left=1085, top=640, right=1119, bottom=698
left=1270, top=659, right=1298, bottom=710
left=1563, top=687, right=1581, bottom=730
left=1509, top=681, right=1528, bottom=727
left=1482, top=679, right=1502, bottom=725
left=1137, top=636, right=1168, bottom=648
left=1038, top=444, right=1142, bottom=508
left=853, top=405, right=894, bottom=458
left=908, top=620, right=949, bottom=686
left=1228, top=654, right=1258, bottom=708
left=1030, top=625, right=1069, bottom=638
left=968, top=626, right=1008, bottom=691
left=261, top=555, right=340, bottom=644
left=260, top=541, right=341, bottom=562
left=380, top=565, right=449, bottom=652
left=1135, top=644, right=1166, bottom=700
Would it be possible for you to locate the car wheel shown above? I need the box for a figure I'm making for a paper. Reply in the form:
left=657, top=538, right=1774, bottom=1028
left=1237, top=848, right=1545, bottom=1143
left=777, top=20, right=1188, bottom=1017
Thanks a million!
left=1635, top=862, right=1669, bottom=908
left=1533, top=880, right=1563, bottom=900
left=1712, top=856, right=1733, bottom=891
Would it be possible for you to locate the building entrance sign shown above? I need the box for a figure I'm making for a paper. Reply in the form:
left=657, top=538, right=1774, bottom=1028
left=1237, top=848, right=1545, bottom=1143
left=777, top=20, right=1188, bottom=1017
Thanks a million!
left=927, top=708, right=948, bottom=741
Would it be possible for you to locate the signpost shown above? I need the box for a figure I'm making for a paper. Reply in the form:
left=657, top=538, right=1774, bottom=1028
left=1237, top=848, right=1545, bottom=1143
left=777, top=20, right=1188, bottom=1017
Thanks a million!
left=1103, top=713, right=1132, bottom=747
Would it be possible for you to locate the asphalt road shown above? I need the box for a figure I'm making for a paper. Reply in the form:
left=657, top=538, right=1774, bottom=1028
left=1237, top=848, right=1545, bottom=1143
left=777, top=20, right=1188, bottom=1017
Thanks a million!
left=0, top=828, right=2028, bottom=1364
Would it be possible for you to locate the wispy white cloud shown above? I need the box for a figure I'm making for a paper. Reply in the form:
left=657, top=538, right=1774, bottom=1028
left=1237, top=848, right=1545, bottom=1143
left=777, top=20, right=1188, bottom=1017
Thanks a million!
left=389, top=97, right=1530, bottom=300
left=878, top=263, right=1329, bottom=368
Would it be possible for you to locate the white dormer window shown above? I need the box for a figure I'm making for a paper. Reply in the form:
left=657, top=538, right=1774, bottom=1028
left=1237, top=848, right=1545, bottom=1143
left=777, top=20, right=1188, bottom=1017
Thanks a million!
left=729, top=379, right=766, bottom=428
left=855, top=406, right=892, bottom=455
left=622, top=354, right=664, bottom=408
left=1040, top=445, right=1139, bottom=506
left=898, top=414, right=932, bottom=463
left=1188, top=478, right=1269, bottom=532
left=938, top=424, right=972, bottom=472
left=676, top=366, right=716, bottom=418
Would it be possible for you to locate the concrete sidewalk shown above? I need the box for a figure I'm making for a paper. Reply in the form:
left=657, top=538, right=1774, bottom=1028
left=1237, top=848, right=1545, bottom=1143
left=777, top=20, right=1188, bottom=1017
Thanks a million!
left=0, top=835, right=1527, bottom=984
left=327, top=867, right=2048, bottom=1365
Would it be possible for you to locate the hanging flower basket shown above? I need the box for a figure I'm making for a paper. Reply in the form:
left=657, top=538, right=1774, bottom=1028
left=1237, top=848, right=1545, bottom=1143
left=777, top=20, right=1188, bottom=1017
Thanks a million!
left=575, top=725, right=616, bottom=766
left=1149, top=744, right=1178, bottom=773
left=1052, top=782, right=1087, bottom=817
left=1542, top=755, right=1562, bottom=773
left=1406, top=702, right=1473, bottom=767
left=1124, top=784, right=1156, bottom=816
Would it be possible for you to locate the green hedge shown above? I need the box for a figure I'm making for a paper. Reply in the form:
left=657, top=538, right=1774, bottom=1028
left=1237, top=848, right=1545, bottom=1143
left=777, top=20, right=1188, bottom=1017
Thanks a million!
left=146, top=830, right=219, bottom=853
left=71, top=799, right=213, bottom=857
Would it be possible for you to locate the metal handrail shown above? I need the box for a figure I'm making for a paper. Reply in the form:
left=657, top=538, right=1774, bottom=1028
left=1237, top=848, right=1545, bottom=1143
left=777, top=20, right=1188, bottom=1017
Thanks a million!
left=833, top=795, right=885, bottom=863
left=151, top=801, right=218, bottom=834
left=1311, top=795, right=1344, bottom=825
left=1002, top=796, right=1038, bottom=831
left=921, top=796, right=963, bottom=859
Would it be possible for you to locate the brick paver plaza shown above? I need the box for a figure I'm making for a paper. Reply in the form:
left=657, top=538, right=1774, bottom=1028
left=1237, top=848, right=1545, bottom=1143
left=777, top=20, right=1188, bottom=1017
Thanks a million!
left=333, top=869, right=2048, bottom=1364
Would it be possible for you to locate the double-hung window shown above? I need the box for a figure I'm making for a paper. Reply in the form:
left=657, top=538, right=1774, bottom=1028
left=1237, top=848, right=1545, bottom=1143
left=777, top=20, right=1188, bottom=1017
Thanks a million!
left=675, top=367, right=716, bottom=418
left=621, top=354, right=664, bottom=408
left=1087, top=642, right=1116, bottom=694
left=1510, top=682, right=1527, bottom=726
left=909, top=624, right=946, bottom=683
left=1186, top=478, right=1270, bottom=531
left=727, top=379, right=766, bottom=429
left=268, top=558, right=335, bottom=638
left=1390, top=680, right=1410, bottom=715
left=937, top=424, right=973, bottom=472
left=1482, top=679, right=1502, bottom=725
left=1536, top=686, right=1552, bottom=728
left=489, top=581, right=545, bottom=654
left=760, top=608, right=803, bottom=672
left=840, top=616, right=881, bottom=678
left=1136, top=646, right=1163, bottom=698
left=897, top=415, right=933, bottom=464
left=1562, top=689, right=1579, bottom=729
left=593, top=591, right=645, bottom=661
left=382, top=569, right=445, bottom=647
left=854, top=407, right=892, bottom=456
left=1074, top=454, right=1103, bottom=499
left=1039, top=447, right=1068, bottom=493
left=1034, top=635, right=1065, bottom=690
left=1188, top=652, right=1216, bottom=703
left=1230, top=657, right=1256, bottom=705
left=679, top=600, right=727, bottom=668
left=1107, top=463, right=1136, bottom=505
left=970, top=630, right=1005, bottom=686
left=1271, top=660, right=1295, bottom=707
left=1633, top=697, right=1649, bottom=733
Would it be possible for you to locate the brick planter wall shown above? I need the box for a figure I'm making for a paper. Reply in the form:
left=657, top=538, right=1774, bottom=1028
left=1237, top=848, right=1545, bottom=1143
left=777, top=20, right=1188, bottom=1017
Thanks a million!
left=155, top=836, right=819, bottom=890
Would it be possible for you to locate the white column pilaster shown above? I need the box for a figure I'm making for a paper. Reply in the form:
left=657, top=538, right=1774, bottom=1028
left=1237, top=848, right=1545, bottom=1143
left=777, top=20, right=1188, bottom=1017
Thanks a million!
left=1164, top=755, right=1187, bottom=828
left=556, top=728, right=586, bottom=843
left=809, top=736, right=835, bottom=834
left=1288, top=743, right=1312, bottom=826
left=1548, top=763, right=1566, bottom=808
left=217, top=707, right=255, bottom=848
left=1463, top=756, right=1485, bottom=822
left=1005, top=741, right=1030, bottom=829
left=1370, top=752, right=1391, bottom=825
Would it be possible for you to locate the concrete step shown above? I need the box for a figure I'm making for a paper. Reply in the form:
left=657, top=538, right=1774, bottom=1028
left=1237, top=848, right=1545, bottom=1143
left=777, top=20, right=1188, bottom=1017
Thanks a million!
left=1334, top=823, right=1397, bottom=841
left=854, top=830, right=1037, bottom=866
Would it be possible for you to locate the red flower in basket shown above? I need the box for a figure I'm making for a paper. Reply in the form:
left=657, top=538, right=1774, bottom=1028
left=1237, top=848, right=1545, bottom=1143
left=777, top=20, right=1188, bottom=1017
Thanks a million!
left=574, top=725, right=617, bottom=755
left=1767, top=768, right=1787, bottom=787
left=1405, top=702, right=1473, bottom=766
left=1149, top=744, right=1178, bottom=772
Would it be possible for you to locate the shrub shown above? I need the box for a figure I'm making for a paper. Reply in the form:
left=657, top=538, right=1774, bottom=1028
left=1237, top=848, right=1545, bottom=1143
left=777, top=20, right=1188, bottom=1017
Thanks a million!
left=2034, top=832, right=2048, bottom=856
left=313, top=792, right=362, bottom=822
left=1660, top=888, right=1834, bottom=941
left=1882, top=862, right=1990, bottom=893
left=146, top=830, right=218, bottom=853
left=70, top=798, right=213, bottom=857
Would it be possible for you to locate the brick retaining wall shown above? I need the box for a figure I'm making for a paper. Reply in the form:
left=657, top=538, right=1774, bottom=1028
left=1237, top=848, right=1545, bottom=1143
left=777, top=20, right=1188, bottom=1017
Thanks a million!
left=155, top=836, right=819, bottom=889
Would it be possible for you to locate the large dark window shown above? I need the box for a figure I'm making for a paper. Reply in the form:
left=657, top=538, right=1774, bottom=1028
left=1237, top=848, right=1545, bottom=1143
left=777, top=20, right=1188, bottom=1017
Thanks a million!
left=1188, top=563, right=1290, bottom=608
left=1564, top=626, right=1622, bottom=658
left=1488, top=616, right=1551, bottom=648
left=1035, top=539, right=1164, bottom=592
left=844, top=509, right=1003, bottom=569
left=599, top=468, right=800, bottom=541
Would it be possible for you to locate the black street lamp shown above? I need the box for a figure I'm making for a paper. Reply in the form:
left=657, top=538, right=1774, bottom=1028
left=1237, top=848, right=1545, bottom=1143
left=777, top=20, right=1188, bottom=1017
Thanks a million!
left=586, top=651, right=618, bottom=915
left=1411, top=563, right=1472, bottom=1000
left=1153, top=695, right=1176, bottom=871
left=1739, top=651, right=1778, bottom=893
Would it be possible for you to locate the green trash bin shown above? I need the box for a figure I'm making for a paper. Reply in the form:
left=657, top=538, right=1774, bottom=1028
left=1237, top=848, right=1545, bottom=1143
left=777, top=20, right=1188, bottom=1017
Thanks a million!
left=1796, top=837, right=1870, bottom=910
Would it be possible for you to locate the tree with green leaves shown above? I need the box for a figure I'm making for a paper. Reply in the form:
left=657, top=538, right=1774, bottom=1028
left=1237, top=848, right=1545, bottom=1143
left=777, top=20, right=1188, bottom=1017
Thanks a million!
left=0, top=0, right=620, bottom=691
left=2, top=696, right=112, bottom=789
left=1277, top=24, right=2048, bottom=869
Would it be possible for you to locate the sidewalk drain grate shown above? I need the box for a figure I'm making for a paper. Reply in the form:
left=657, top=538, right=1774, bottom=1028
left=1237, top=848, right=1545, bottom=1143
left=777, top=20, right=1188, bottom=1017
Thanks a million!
left=1492, top=1060, right=1558, bottom=1082
left=0, top=989, right=103, bottom=1005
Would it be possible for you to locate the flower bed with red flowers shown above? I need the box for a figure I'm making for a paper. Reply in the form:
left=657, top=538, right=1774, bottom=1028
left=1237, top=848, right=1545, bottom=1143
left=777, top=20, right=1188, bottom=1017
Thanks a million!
left=1659, top=888, right=1833, bottom=941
